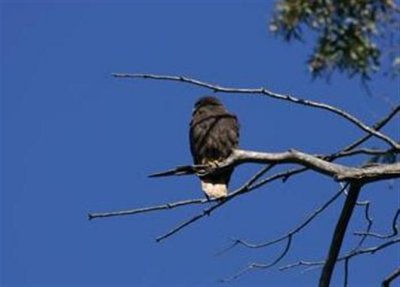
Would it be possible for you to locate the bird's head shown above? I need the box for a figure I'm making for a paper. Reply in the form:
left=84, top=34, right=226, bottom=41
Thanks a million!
left=193, top=96, right=223, bottom=114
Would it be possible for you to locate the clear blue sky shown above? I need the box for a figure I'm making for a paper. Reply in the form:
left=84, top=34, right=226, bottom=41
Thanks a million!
left=1, top=1, right=399, bottom=287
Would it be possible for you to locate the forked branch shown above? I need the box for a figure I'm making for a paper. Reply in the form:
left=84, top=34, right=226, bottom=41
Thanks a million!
left=150, top=149, right=400, bottom=183
left=112, top=73, right=400, bottom=150
left=90, top=75, right=400, bottom=286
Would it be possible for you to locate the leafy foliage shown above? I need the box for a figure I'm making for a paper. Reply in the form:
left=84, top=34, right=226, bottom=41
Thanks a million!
left=270, top=0, right=400, bottom=79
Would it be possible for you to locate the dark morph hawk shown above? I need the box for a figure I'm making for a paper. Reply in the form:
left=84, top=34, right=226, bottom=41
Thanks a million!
left=189, top=96, right=239, bottom=199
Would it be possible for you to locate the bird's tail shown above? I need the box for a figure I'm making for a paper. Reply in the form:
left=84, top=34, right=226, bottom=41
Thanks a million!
left=201, top=181, right=228, bottom=199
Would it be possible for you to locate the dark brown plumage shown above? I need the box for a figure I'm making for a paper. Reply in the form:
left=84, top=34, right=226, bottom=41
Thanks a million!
left=189, top=96, right=239, bottom=199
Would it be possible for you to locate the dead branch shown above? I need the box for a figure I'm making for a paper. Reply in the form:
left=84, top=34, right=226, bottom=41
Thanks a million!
left=88, top=165, right=294, bottom=224
left=344, top=258, right=350, bottom=287
left=89, top=106, right=399, bottom=221
left=149, top=148, right=394, bottom=178
left=218, top=184, right=348, bottom=254
left=88, top=198, right=210, bottom=220
left=149, top=149, right=400, bottom=183
left=331, top=148, right=395, bottom=159
left=221, top=235, right=293, bottom=283
left=354, top=209, right=400, bottom=239
left=214, top=107, right=400, bottom=199
left=342, top=237, right=400, bottom=259
left=280, top=237, right=400, bottom=271
left=218, top=183, right=369, bottom=284
left=155, top=165, right=277, bottom=242
left=382, top=267, right=400, bottom=287
left=113, top=73, right=400, bottom=150
left=88, top=75, right=400, bottom=286
left=351, top=201, right=372, bottom=251
left=319, top=182, right=362, bottom=287
left=335, top=105, right=400, bottom=154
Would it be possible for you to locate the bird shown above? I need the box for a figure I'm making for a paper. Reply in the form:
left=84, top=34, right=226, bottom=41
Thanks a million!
left=189, top=96, right=239, bottom=199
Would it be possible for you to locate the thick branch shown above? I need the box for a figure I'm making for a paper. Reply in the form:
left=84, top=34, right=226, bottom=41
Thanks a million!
left=382, top=267, right=400, bottom=287
left=150, top=149, right=400, bottom=183
left=90, top=94, right=399, bottom=232
left=89, top=148, right=399, bottom=221
left=319, top=182, right=362, bottom=287
left=113, top=73, right=400, bottom=150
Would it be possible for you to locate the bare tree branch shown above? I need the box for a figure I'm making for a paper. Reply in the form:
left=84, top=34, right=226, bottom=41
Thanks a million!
left=220, top=181, right=398, bottom=283
left=88, top=165, right=298, bottom=226
left=330, top=148, right=396, bottom=159
left=213, top=184, right=350, bottom=282
left=150, top=148, right=394, bottom=179
left=113, top=73, right=400, bottom=150
left=219, top=183, right=369, bottom=286
left=88, top=148, right=398, bottom=244
left=350, top=199, right=372, bottom=252
left=244, top=184, right=373, bottom=286
left=325, top=236, right=400, bottom=260
left=382, top=267, right=400, bottom=287
left=149, top=149, right=400, bottom=183
left=231, top=107, right=400, bottom=193
left=220, top=235, right=293, bottom=283
left=218, top=183, right=348, bottom=253
left=88, top=198, right=210, bottom=220
left=280, top=260, right=325, bottom=271
left=319, top=182, right=362, bottom=287
left=280, top=237, right=400, bottom=272
left=88, top=75, right=400, bottom=285
left=344, top=258, right=350, bottom=287
left=333, top=105, right=400, bottom=155
left=89, top=106, right=399, bottom=221
left=155, top=165, right=277, bottom=242
left=354, top=209, right=400, bottom=239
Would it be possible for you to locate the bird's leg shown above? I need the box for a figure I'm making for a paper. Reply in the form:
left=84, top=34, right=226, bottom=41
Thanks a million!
left=216, top=196, right=226, bottom=203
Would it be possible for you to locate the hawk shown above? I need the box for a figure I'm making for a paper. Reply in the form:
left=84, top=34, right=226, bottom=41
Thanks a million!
left=189, top=96, right=239, bottom=199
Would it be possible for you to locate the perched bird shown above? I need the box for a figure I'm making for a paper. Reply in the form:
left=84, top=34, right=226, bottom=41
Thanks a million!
left=189, top=96, right=239, bottom=199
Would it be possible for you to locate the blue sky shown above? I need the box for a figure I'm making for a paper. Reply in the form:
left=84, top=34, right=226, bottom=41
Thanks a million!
left=1, top=1, right=399, bottom=286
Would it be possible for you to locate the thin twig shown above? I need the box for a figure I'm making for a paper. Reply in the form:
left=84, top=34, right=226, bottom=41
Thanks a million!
left=218, top=184, right=348, bottom=253
left=331, top=148, right=396, bottom=159
left=280, top=237, right=400, bottom=271
left=113, top=73, right=400, bottom=150
left=336, top=105, right=400, bottom=154
left=344, top=258, right=350, bottom=287
left=337, top=237, right=400, bottom=260
left=354, top=209, right=400, bottom=239
left=155, top=165, right=276, bottom=242
left=88, top=198, right=210, bottom=220
left=351, top=201, right=373, bottom=251
left=221, top=235, right=293, bottom=282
